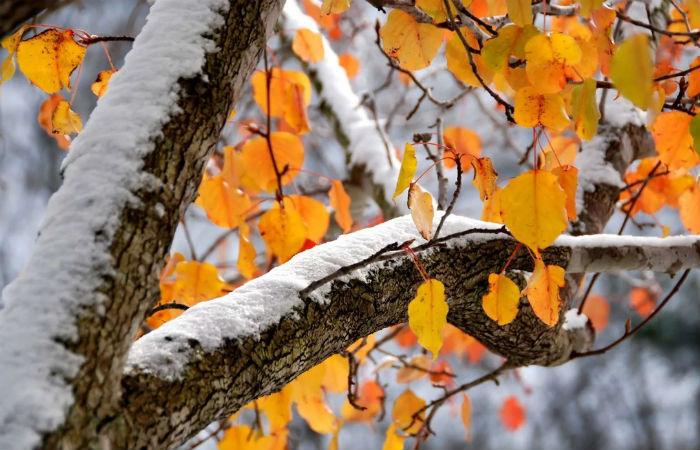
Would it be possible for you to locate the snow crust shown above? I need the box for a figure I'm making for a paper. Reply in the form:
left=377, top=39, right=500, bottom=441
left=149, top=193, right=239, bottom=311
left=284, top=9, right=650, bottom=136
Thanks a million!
left=562, top=309, right=588, bottom=331
left=126, top=214, right=500, bottom=380
left=575, top=134, right=625, bottom=215
left=282, top=0, right=403, bottom=210
left=0, top=0, right=227, bottom=446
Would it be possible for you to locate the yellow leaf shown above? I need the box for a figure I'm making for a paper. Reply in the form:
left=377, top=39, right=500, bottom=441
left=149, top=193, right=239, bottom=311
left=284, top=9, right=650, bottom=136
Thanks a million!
left=570, top=78, right=600, bottom=141
left=172, top=261, right=226, bottom=305
left=321, top=354, right=349, bottom=393
left=237, top=223, right=257, bottom=280
left=1, top=25, right=28, bottom=88
left=514, top=87, right=570, bottom=131
left=482, top=187, right=504, bottom=223
left=482, top=24, right=539, bottom=73
left=506, top=0, right=532, bottom=26
left=408, top=184, right=434, bottom=240
left=296, top=395, right=337, bottom=434
left=276, top=196, right=330, bottom=243
left=51, top=100, right=82, bottom=134
left=551, top=165, right=578, bottom=220
left=328, top=420, right=342, bottom=450
left=381, top=9, right=444, bottom=71
left=500, top=170, right=568, bottom=252
left=482, top=273, right=520, bottom=325
left=218, top=426, right=274, bottom=450
left=257, top=385, right=293, bottom=431
left=16, top=29, right=86, bottom=94
left=346, top=334, right=375, bottom=364
left=461, top=394, right=472, bottom=440
left=240, top=132, right=305, bottom=193
left=321, top=0, right=352, bottom=14
left=393, top=143, right=418, bottom=201
left=382, top=423, right=406, bottom=450
left=687, top=57, right=700, bottom=97
left=396, top=355, right=431, bottom=383
left=91, top=69, right=116, bottom=98
left=223, top=145, right=243, bottom=190
left=293, top=28, right=325, bottom=63
left=471, top=157, right=498, bottom=201
left=446, top=30, right=494, bottom=87
left=525, top=32, right=581, bottom=94
left=610, top=34, right=653, bottom=109
left=196, top=174, right=252, bottom=229
left=408, top=279, right=448, bottom=359
left=259, top=201, right=307, bottom=263
left=579, top=0, right=604, bottom=18
left=392, top=389, right=425, bottom=434
left=329, top=180, right=353, bottom=233
left=522, top=259, right=566, bottom=326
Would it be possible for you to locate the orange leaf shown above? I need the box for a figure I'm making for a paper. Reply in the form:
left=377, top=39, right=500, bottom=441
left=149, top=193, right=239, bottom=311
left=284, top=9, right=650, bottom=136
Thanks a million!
left=251, top=68, right=312, bottom=134
left=276, top=196, right=330, bottom=243
left=500, top=170, right=568, bottom=252
left=443, top=126, right=481, bottom=170
left=525, top=32, right=582, bottom=94
left=679, top=178, right=700, bottom=233
left=16, top=29, right=86, bottom=94
left=341, top=380, right=384, bottom=422
left=329, top=180, right=353, bottom=233
left=499, top=396, right=525, bottom=431
left=237, top=223, right=257, bottom=280
left=91, top=69, right=116, bottom=97
left=257, top=385, right=293, bottom=431
left=538, top=136, right=578, bottom=169
left=482, top=273, right=520, bottom=325
left=195, top=174, right=252, bottom=229
left=293, top=28, right=325, bottom=63
left=259, top=200, right=308, bottom=263
left=428, top=360, right=453, bottom=384
left=581, top=294, right=610, bottom=331
left=651, top=111, right=700, bottom=170
left=481, top=187, right=504, bottom=223
left=461, top=394, right=472, bottom=440
left=445, top=29, right=494, bottom=87
left=296, top=395, right=337, bottom=433
left=338, top=52, right=360, bottom=79
left=395, top=325, right=418, bottom=347
left=629, top=287, right=655, bottom=317
left=472, top=157, right=498, bottom=201
left=513, top=87, right=570, bottom=131
left=346, top=333, right=374, bottom=364
left=381, top=9, right=444, bottom=71
left=408, top=184, right=434, bottom=240
left=392, top=389, right=425, bottom=434
left=240, top=132, right=305, bottom=193
left=321, top=354, right=349, bottom=394
left=172, top=261, right=226, bottom=305
left=382, top=423, right=406, bottom=450
left=551, top=165, right=578, bottom=220
left=396, top=355, right=431, bottom=383
left=522, top=259, right=565, bottom=327
left=687, top=57, right=700, bottom=97
left=37, top=95, right=70, bottom=150
left=217, top=425, right=273, bottom=450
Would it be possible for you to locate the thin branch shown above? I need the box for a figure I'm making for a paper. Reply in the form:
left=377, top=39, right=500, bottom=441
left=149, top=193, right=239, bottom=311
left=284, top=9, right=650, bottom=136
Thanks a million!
left=431, top=154, right=462, bottom=242
left=149, top=303, right=190, bottom=316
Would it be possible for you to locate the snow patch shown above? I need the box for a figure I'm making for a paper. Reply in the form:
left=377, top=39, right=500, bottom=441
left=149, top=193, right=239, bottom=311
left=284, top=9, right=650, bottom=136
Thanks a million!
left=562, top=309, right=588, bottom=331
left=0, top=0, right=227, bottom=447
left=575, top=133, right=624, bottom=215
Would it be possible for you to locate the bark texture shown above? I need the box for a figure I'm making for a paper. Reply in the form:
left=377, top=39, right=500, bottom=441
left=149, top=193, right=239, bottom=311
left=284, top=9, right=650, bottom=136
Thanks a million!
left=0, top=0, right=63, bottom=37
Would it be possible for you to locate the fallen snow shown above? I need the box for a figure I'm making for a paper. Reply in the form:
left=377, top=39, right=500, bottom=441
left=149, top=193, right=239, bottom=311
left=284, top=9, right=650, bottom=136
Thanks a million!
left=575, top=133, right=625, bottom=215
left=0, top=0, right=227, bottom=447
left=562, top=309, right=588, bottom=330
left=282, top=0, right=404, bottom=211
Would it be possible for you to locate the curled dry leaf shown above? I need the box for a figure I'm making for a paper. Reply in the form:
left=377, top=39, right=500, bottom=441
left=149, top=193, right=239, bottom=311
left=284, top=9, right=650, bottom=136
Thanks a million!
left=408, top=183, right=434, bottom=240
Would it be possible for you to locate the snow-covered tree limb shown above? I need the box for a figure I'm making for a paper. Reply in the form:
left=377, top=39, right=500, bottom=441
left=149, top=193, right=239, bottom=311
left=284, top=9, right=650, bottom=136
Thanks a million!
left=283, top=0, right=403, bottom=216
left=117, top=214, right=699, bottom=448
left=0, top=0, right=284, bottom=448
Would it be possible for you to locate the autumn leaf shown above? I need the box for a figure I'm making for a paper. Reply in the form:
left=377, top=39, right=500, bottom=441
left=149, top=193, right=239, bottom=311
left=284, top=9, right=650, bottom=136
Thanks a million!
left=446, top=29, right=494, bottom=87
left=506, top=0, right=532, bottom=26
left=296, top=394, right=337, bottom=433
left=217, top=425, right=273, bottom=450
left=408, top=183, right=434, bottom=240
left=396, top=355, right=431, bottom=383
left=482, top=187, right=504, bottom=223
left=329, top=180, right=353, bottom=233
left=610, top=34, right=654, bottom=109
left=619, top=157, right=694, bottom=215
left=472, top=157, right=498, bottom=201
left=443, top=126, right=481, bottom=170
left=51, top=100, right=82, bottom=134
left=257, top=385, right=293, bottom=431
left=321, top=354, right=348, bottom=393
left=461, top=394, right=472, bottom=440
left=513, top=87, right=570, bottom=131
left=321, top=0, right=352, bottom=14
left=686, top=57, right=700, bottom=97
left=408, top=279, right=448, bottom=359
left=91, top=69, right=116, bottom=98
left=525, top=32, right=582, bottom=94
left=259, top=200, right=308, bottom=263
left=629, top=287, right=655, bottom=317
left=522, top=259, right=565, bottom=327
left=37, top=95, right=73, bottom=149
left=482, top=273, right=520, bottom=325
left=382, top=424, right=406, bottom=450
left=172, top=261, right=226, bottom=305
left=276, top=196, right=329, bottom=243
left=240, top=132, right=304, bottom=193
left=482, top=24, right=539, bottom=73
left=393, top=389, right=425, bottom=434
left=341, top=380, right=383, bottom=422
left=499, top=396, right=525, bottom=431
left=679, top=178, right=700, bottom=233
left=1, top=25, right=28, bottom=89
left=237, top=223, right=257, bottom=280
left=347, top=333, right=375, bottom=364
left=338, top=52, right=360, bottom=79
left=381, top=9, right=444, bottom=71
left=293, top=28, right=324, bottom=63
left=16, top=29, right=86, bottom=94
left=500, top=170, right=568, bottom=252
left=393, top=143, right=418, bottom=200
left=196, top=174, right=252, bottom=229
left=651, top=111, right=700, bottom=170
left=538, top=136, right=578, bottom=169
left=570, top=78, right=600, bottom=140
left=551, top=165, right=578, bottom=220
left=251, top=68, right=312, bottom=133
left=581, top=294, right=610, bottom=331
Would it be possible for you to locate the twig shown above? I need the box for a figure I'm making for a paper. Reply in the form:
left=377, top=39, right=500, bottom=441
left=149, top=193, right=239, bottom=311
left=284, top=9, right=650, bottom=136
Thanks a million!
left=149, top=302, right=190, bottom=316
left=573, top=269, right=691, bottom=359
left=431, top=155, right=462, bottom=242
left=78, top=35, right=135, bottom=45
left=180, top=217, right=198, bottom=261
left=263, top=47, right=285, bottom=200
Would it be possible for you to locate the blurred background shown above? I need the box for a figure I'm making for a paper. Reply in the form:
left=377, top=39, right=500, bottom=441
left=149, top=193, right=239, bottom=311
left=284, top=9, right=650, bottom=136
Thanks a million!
left=0, top=1, right=698, bottom=449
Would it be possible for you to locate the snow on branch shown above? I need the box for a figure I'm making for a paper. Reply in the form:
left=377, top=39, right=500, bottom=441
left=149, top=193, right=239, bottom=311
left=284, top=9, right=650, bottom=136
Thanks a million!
left=0, top=0, right=228, bottom=446
left=282, top=0, right=403, bottom=211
